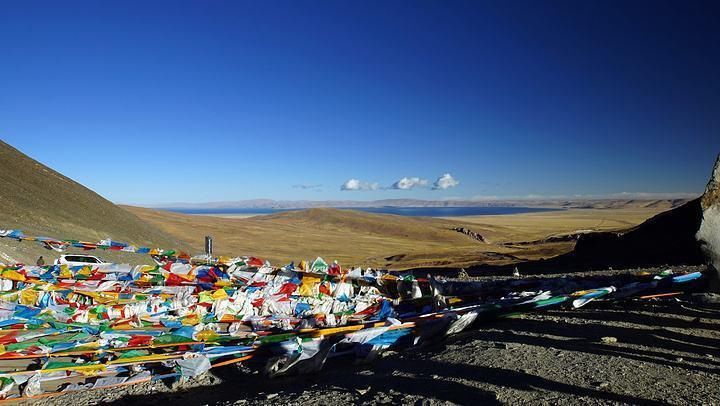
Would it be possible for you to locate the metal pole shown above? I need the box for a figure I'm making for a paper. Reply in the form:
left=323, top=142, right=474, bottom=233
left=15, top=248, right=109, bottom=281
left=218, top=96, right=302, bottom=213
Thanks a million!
left=204, top=235, right=213, bottom=261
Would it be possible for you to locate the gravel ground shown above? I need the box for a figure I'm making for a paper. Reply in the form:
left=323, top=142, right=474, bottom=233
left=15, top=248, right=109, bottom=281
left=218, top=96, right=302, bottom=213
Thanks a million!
left=24, top=266, right=720, bottom=406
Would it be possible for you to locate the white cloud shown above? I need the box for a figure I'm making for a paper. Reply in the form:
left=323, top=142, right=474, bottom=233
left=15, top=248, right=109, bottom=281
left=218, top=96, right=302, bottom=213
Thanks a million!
left=342, top=174, right=462, bottom=191
left=391, top=177, right=429, bottom=190
left=292, top=184, right=322, bottom=190
left=433, top=173, right=460, bottom=190
left=340, top=179, right=379, bottom=191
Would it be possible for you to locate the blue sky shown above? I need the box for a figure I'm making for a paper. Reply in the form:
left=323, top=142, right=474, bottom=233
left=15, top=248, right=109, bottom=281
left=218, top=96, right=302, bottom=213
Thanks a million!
left=1, top=1, right=718, bottom=205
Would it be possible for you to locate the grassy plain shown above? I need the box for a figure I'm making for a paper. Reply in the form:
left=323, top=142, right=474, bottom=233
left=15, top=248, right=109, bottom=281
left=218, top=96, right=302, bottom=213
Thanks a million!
left=124, top=205, right=669, bottom=270
left=445, top=207, right=666, bottom=243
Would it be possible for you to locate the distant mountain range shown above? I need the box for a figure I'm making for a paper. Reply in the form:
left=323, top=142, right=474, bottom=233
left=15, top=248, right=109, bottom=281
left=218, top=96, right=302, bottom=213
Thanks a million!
left=150, top=198, right=694, bottom=210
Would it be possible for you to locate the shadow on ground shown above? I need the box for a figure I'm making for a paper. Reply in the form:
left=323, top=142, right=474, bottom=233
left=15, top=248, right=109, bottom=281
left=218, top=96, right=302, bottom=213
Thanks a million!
left=103, top=300, right=720, bottom=406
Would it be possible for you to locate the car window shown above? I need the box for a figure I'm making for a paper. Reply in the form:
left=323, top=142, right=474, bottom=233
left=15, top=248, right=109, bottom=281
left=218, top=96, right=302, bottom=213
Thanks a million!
left=65, top=256, right=98, bottom=263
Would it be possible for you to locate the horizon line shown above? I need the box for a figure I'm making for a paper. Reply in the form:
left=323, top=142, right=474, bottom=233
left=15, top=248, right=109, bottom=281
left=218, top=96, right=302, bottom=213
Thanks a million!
left=120, top=192, right=701, bottom=208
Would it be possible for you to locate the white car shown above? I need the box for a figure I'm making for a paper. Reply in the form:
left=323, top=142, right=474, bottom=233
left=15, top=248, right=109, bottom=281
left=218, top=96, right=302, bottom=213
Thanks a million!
left=55, top=254, right=108, bottom=267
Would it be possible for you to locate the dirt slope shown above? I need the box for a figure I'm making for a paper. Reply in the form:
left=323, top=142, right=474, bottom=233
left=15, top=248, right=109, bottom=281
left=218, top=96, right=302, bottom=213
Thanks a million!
left=0, top=140, right=187, bottom=264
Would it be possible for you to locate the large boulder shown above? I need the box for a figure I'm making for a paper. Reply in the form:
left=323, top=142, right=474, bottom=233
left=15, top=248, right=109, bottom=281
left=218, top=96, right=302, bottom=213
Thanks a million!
left=697, top=154, right=720, bottom=286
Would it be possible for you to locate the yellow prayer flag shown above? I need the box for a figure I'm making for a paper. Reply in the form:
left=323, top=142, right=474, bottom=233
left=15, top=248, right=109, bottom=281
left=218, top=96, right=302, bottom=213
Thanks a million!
left=181, top=313, right=200, bottom=326
left=58, top=266, right=73, bottom=279
left=211, top=289, right=228, bottom=300
left=1, top=269, right=26, bottom=282
left=298, top=275, right=321, bottom=297
left=20, top=289, right=39, bottom=305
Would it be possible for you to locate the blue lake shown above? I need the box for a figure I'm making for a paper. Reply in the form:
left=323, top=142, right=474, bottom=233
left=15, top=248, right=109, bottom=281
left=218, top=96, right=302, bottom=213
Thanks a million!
left=164, top=206, right=562, bottom=217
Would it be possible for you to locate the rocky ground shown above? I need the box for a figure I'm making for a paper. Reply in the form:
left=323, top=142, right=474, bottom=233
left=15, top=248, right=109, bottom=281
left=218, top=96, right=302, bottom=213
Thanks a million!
left=25, top=265, right=720, bottom=406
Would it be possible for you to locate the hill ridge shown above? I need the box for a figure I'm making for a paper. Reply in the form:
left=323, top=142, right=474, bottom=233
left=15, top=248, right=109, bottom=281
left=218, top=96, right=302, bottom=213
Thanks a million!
left=0, top=140, right=187, bottom=263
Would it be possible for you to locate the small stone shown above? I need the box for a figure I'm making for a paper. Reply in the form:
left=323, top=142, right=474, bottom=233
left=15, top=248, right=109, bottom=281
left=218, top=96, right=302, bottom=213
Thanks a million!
left=266, top=393, right=278, bottom=400
left=600, top=336, right=618, bottom=344
left=598, top=382, right=610, bottom=389
left=356, top=386, right=371, bottom=396
left=706, top=354, right=714, bottom=359
left=675, top=357, right=684, bottom=362
left=381, top=350, right=398, bottom=358
left=377, top=395, right=393, bottom=404
left=693, top=293, right=720, bottom=304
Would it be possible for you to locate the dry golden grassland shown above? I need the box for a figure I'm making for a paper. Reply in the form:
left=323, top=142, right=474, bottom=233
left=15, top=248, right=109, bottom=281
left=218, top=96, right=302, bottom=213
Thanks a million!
left=444, top=207, right=665, bottom=243
left=124, top=205, right=668, bottom=270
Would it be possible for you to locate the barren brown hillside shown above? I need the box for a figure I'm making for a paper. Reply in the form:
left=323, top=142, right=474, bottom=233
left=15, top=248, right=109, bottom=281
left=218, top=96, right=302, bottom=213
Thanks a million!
left=0, top=140, right=188, bottom=264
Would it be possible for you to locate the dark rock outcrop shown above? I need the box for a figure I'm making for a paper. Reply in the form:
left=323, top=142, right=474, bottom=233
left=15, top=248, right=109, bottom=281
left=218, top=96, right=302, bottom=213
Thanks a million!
left=568, top=198, right=705, bottom=268
left=451, top=227, right=486, bottom=243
